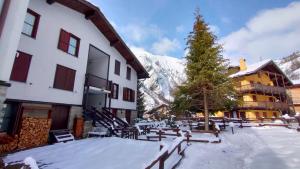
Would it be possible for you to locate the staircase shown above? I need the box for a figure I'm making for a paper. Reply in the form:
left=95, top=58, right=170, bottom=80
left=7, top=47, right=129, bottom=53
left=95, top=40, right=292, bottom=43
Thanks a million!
left=84, top=107, right=134, bottom=138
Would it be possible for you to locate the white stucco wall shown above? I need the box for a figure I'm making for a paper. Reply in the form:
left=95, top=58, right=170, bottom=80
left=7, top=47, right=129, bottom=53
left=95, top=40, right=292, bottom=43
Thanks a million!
left=0, top=0, right=29, bottom=82
left=6, top=0, right=137, bottom=110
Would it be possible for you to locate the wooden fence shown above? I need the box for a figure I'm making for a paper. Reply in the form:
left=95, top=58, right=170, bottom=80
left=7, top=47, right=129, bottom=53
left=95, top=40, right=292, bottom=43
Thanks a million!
left=145, top=138, right=186, bottom=169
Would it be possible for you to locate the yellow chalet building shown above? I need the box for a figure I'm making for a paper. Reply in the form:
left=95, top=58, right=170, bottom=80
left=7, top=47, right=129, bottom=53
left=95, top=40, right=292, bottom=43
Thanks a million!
left=217, top=59, right=294, bottom=119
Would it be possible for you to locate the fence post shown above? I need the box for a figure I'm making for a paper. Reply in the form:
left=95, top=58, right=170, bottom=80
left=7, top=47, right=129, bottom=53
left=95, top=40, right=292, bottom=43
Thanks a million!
left=160, top=144, right=164, bottom=150
left=186, top=132, right=190, bottom=143
left=177, top=142, right=181, bottom=154
left=159, top=153, right=165, bottom=169
left=159, top=130, right=162, bottom=141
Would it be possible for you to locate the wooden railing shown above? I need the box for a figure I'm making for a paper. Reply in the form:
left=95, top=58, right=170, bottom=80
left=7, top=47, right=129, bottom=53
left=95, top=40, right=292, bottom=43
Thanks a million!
left=85, top=73, right=110, bottom=90
left=235, top=83, right=286, bottom=95
left=240, top=101, right=289, bottom=110
left=145, top=137, right=186, bottom=169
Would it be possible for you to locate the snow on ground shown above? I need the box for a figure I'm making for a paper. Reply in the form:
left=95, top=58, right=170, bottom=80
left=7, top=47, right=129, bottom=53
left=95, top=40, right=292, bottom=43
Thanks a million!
left=178, top=126, right=300, bottom=169
left=4, top=137, right=162, bottom=169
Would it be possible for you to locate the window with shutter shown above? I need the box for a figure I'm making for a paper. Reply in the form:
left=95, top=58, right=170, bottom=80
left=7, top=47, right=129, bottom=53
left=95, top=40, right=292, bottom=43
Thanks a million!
left=58, top=29, right=80, bottom=57
left=131, top=90, right=135, bottom=102
left=111, top=83, right=119, bottom=99
left=10, top=51, right=32, bottom=82
left=114, top=60, right=120, bottom=75
left=123, top=87, right=127, bottom=101
left=22, top=9, right=40, bottom=38
left=126, top=67, right=131, bottom=80
left=53, top=65, right=76, bottom=91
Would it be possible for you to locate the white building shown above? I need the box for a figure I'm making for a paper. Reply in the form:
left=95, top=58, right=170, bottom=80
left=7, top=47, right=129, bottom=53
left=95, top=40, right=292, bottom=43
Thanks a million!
left=0, top=0, right=148, bottom=136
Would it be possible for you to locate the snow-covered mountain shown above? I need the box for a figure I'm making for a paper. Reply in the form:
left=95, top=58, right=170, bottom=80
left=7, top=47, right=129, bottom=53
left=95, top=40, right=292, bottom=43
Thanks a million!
left=131, top=47, right=186, bottom=111
left=132, top=47, right=300, bottom=111
left=277, top=51, right=300, bottom=81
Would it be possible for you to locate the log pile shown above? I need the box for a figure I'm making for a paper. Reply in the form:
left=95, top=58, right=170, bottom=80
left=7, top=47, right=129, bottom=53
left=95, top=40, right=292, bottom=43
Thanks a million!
left=17, top=117, right=51, bottom=149
left=0, top=135, right=18, bottom=154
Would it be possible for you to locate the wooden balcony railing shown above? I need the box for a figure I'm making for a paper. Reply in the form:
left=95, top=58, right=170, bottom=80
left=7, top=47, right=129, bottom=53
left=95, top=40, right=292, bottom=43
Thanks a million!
left=235, top=83, right=286, bottom=95
left=239, top=101, right=289, bottom=110
left=85, top=73, right=110, bottom=90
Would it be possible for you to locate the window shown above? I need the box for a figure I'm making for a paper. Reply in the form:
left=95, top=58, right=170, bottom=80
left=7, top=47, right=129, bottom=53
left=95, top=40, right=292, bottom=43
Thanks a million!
left=22, top=9, right=40, bottom=38
left=126, top=67, right=131, bottom=80
left=273, top=112, right=277, bottom=118
left=114, top=60, right=120, bottom=75
left=263, top=112, right=267, bottom=118
left=58, top=29, right=80, bottom=56
left=10, top=51, right=32, bottom=82
left=255, top=112, right=260, bottom=119
left=111, top=83, right=119, bottom=99
left=123, top=87, right=135, bottom=102
left=252, top=95, right=257, bottom=102
left=53, top=65, right=76, bottom=91
left=269, top=97, right=274, bottom=102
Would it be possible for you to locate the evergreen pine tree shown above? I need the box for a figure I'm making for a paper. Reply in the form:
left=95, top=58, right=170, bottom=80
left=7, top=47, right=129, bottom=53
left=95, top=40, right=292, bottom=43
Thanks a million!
left=137, top=80, right=146, bottom=118
left=172, top=9, right=238, bottom=130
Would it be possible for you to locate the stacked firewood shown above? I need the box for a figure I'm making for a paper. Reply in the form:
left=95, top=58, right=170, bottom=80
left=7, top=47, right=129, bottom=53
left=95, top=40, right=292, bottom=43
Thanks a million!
left=0, top=135, right=18, bottom=154
left=17, top=117, right=51, bottom=149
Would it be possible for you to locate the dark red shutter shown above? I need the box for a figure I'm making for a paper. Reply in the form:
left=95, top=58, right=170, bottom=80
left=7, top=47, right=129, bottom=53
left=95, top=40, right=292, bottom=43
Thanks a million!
left=131, top=90, right=135, bottom=102
left=27, top=9, right=40, bottom=38
left=75, top=36, right=80, bottom=57
left=53, top=65, right=75, bottom=91
left=10, top=52, right=32, bottom=82
left=53, top=65, right=66, bottom=90
left=65, top=68, right=76, bottom=91
left=58, top=29, right=70, bottom=52
left=123, top=87, right=126, bottom=100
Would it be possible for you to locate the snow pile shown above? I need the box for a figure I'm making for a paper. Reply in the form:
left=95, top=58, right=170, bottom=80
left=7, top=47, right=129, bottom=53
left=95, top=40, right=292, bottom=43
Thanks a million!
left=131, top=46, right=186, bottom=110
left=4, top=137, right=161, bottom=169
left=23, top=157, right=39, bottom=169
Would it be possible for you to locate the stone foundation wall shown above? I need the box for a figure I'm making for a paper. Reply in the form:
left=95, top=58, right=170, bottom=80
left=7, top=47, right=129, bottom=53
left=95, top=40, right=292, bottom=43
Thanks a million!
left=83, top=120, right=93, bottom=138
left=68, top=106, right=83, bottom=130
left=131, top=110, right=137, bottom=124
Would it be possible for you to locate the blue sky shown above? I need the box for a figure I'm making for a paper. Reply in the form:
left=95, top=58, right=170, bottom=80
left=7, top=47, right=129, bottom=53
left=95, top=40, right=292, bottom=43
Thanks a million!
left=90, top=0, right=300, bottom=65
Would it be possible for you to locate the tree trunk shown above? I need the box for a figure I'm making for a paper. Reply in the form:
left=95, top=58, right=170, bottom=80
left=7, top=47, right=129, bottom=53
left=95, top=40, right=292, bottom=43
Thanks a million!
left=204, top=88, right=209, bottom=131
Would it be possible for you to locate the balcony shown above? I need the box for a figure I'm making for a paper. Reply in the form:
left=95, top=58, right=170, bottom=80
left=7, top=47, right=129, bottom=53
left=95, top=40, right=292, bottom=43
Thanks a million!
left=85, top=73, right=110, bottom=90
left=238, top=101, right=289, bottom=111
left=235, top=83, right=287, bottom=95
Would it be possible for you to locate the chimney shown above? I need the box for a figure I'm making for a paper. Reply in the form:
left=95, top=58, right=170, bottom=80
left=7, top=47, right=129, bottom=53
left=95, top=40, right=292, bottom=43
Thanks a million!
left=239, top=58, right=247, bottom=71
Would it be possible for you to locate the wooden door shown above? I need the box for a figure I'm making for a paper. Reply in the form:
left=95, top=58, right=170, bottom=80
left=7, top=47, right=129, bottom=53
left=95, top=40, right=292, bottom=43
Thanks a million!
left=125, top=110, right=131, bottom=124
left=51, top=105, right=70, bottom=130
left=240, top=112, right=246, bottom=119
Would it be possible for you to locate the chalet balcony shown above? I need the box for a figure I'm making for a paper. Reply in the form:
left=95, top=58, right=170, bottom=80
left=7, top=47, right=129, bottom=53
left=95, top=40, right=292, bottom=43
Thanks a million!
left=235, top=83, right=287, bottom=95
left=238, top=101, right=290, bottom=111
left=85, top=73, right=111, bottom=90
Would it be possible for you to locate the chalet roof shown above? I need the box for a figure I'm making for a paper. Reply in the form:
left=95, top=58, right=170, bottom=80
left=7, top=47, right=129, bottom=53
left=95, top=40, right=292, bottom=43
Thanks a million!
left=48, top=0, right=149, bottom=79
left=146, top=104, right=169, bottom=114
left=229, top=59, right=293, bottom=86
left=229, top=59, right=271, bottom=78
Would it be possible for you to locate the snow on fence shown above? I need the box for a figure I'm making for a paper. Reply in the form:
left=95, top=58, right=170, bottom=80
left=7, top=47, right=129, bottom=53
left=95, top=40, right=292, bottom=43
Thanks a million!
left=144, top=137, right=186, bottom=169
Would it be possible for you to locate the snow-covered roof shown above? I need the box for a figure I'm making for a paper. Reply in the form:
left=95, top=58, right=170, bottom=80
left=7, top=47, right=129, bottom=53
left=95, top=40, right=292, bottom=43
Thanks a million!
left=229, top=59, right=272, bottom=78
left=292, top=80, right=300, bottom=85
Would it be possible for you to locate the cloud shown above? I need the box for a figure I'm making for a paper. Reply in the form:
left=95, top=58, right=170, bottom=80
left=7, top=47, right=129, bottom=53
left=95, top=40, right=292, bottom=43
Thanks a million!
left=208, top=25, right=220, bottom=35
left=120, top=23, right=162, bottom=42
left=176, top=25, right=184, bottom=33
left=151, top=37, right=180, bottom=55
left=221, top=2, right=300, bottom=64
